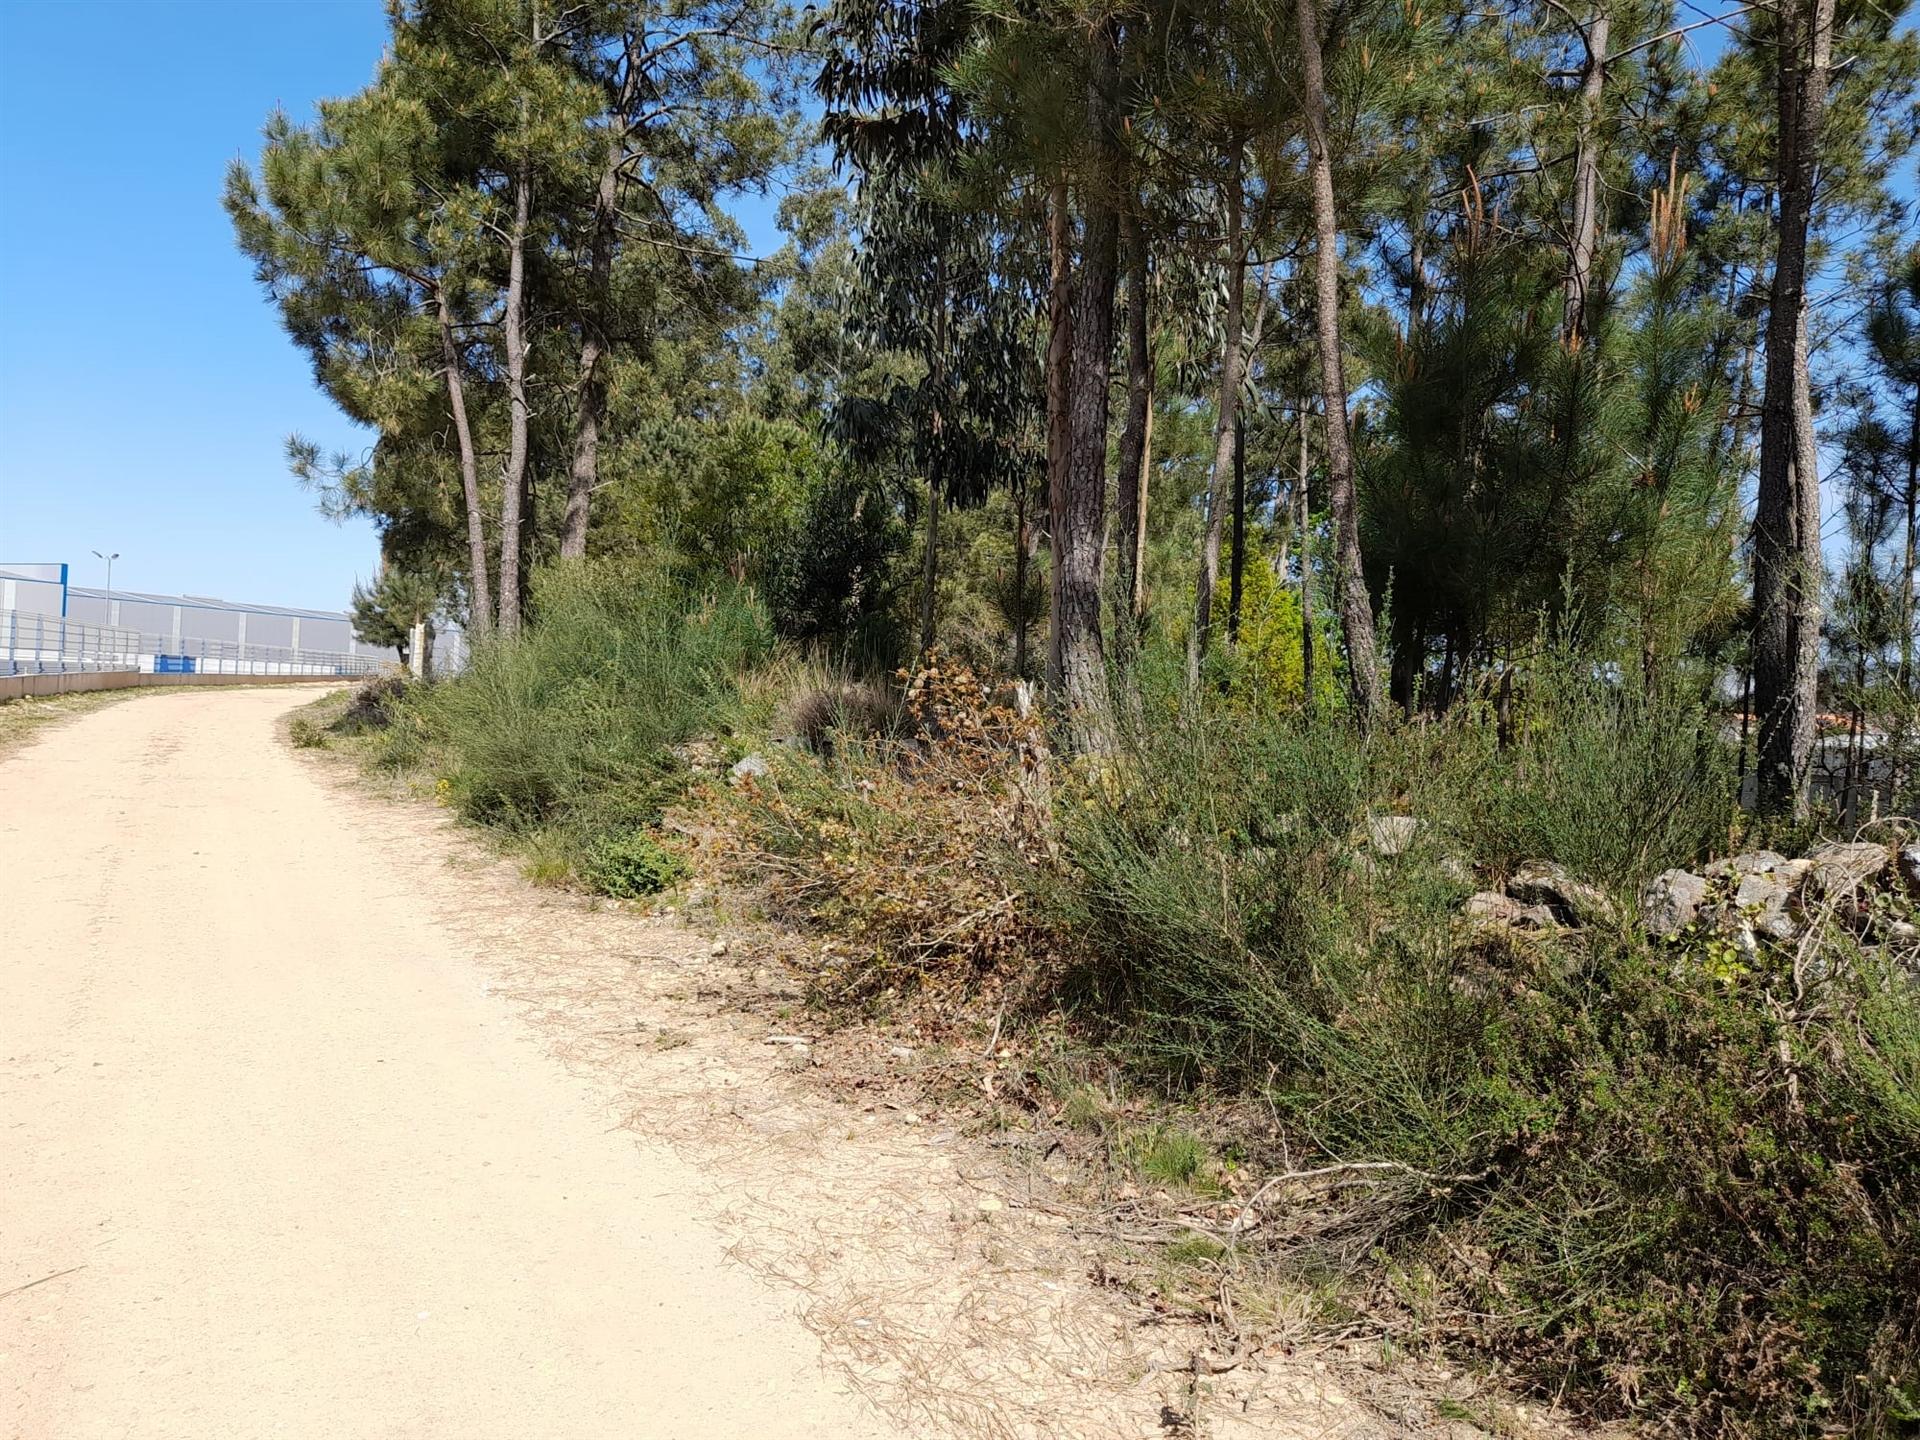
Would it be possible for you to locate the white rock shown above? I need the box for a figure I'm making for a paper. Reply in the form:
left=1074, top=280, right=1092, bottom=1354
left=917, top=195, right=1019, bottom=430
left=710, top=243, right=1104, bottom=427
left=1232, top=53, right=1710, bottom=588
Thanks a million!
left=1642, top=869, right=1708, bottom=934
left=1804, top=840, right=1891, bottom=898
left=1706, top=850, right=1790, bottom=879
left=1507, top=860, right=1616, bottom=926
left=1365, top=814, right=1423, bottom=857
left=1464, top=890, right=1556, bottom=929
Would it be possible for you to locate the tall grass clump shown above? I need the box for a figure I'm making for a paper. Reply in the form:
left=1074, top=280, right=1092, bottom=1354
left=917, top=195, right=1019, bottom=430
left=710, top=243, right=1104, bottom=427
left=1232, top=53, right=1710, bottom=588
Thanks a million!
left=385, top=560, right=769, bottom=889
left=1044, top=648, right=1917, bottom=1435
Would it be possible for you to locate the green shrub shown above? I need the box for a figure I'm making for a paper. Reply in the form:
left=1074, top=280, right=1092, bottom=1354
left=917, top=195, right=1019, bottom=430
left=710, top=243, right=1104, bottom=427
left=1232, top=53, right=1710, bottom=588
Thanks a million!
left=763, top=468, right=906, bottom=660
left=1038, top=648, right=1915, bottom=1435
left=379, top=559, right=767, bottom=895
left=1205, top=558, right=1342, bottom=708
left=1128, top=1126, right=1213, bottom=1190
left=581, top=829, right=688, bottom=899
left=387, top=560, right=767, bottom=830
left=1463, top=651, right=1741, bottom=885
left=288, top=711, right=332, bottom=748
left=287, top=681, right=405, bottom=749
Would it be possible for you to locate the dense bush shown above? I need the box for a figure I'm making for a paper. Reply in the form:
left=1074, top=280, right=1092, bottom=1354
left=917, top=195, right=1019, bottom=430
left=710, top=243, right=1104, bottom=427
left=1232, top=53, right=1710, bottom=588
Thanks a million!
left=581, top=828, right=689, bottom=899
left=382, top=560, right=768, bottom=885
left=289, top=673, right=410, bottom=748
left=1041, top=654, right=1916, bottom=1435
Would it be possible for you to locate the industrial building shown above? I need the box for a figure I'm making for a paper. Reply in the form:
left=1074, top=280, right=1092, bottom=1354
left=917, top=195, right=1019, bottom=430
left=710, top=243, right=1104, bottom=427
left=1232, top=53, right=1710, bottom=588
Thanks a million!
left=0, top=561, right=397, bottom=676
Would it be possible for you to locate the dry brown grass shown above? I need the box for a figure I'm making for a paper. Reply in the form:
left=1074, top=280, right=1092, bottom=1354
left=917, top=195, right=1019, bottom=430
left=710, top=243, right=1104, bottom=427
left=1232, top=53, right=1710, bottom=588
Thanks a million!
left=0, top=687, right=142, bottom=759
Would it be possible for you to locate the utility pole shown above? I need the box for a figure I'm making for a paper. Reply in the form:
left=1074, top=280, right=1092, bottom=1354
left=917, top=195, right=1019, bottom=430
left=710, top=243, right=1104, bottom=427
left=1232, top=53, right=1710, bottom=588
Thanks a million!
left=92, top=550, right=120, bottom=629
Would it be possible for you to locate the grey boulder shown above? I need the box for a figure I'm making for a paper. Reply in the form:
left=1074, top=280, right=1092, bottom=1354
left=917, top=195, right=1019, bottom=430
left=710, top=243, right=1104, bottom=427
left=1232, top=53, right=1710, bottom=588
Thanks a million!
left=1642, top=869, right=1708, bottom=935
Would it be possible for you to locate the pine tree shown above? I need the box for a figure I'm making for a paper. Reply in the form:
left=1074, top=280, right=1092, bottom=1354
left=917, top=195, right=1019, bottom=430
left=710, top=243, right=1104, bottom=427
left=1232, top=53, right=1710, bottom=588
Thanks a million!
left=227, top=73, right=498, bottom=634
left=1862, top=248, right=1920, bottom=701
left=1749, top=0, right=1835, bottom=817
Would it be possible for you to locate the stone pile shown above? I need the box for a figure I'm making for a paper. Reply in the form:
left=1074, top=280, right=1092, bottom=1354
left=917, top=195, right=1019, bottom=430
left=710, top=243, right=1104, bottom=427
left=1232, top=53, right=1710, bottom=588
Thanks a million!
left=1461, top=839, right=1920, bottom=958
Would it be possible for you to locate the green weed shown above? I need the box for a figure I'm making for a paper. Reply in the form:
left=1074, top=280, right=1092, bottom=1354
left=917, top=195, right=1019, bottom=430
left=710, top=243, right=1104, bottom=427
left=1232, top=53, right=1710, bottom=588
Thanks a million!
left=379, top=560, right=766, bottom=896
left=1033, top=648, right=1917, bottom=1435
left=582, top=829, right=687, bottom=899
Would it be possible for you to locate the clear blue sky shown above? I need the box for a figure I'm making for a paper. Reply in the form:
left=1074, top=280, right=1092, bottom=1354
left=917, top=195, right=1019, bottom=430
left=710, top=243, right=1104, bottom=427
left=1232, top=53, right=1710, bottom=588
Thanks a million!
left=0, top=1, right=793, bottom=612
left=0, top=1, right=398, bottom=610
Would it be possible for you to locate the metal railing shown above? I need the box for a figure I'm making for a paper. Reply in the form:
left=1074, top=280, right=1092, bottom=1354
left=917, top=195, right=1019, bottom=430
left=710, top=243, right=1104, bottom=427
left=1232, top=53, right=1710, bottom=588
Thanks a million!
left=1, top=609, right=387, bottom=679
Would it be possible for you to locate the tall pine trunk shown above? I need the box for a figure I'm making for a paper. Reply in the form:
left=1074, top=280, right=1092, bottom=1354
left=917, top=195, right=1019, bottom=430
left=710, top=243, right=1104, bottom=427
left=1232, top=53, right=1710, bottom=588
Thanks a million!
left=436, top=285, right=492, bottom=635
left=1045, top=180, right=1075, bottom=690
left=1116, top=205, right=1153, bottom=627
left=1901, top=388, right=1918, bottom=696
left=562, top=151, right=619, bottom=560
left=1752, top=0, right=1834, bottom=816
left=1054, top=37, right=1119, bottom=740
left=1562, top=5, right=1612, bottom=344
left=1228, top=415, right=1247, bottom=643
left=1189, top=146, right=1246, bottom=687
left=1297, top=411, right=1315, bottom=705
left=497, top=159, right=534, bottom=637
left=1296, top=0, right=1382, bottom=719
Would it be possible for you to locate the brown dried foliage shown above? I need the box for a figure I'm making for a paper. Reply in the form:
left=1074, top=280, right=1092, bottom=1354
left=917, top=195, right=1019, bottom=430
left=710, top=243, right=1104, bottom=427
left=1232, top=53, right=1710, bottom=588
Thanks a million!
left=704, top=653, right=1061, bottom=1016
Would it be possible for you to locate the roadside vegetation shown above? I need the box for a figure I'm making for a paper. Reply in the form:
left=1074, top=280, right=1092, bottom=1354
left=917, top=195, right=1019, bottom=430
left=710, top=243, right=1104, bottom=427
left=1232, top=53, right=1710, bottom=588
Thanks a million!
left=243, top=0, right=1920, bottom=1431
left=299, top=571, right=1920, bottom=1439
left=0, top=689, right=140, bottom=758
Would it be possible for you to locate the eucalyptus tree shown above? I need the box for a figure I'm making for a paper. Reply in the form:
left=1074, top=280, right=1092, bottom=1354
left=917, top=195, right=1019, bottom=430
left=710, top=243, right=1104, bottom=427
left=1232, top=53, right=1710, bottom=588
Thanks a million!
left=826, top=176, right=1040, bottom=655
left=821, top=0, right=1143, bottom=714
left=815, top=0, right=1046, bottom=658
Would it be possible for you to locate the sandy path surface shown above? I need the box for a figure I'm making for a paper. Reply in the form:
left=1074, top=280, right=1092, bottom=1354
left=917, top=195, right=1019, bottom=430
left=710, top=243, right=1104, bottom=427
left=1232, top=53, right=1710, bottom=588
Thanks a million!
left=2, top=687, right=1389, bottom=1440
left=0, top=687, right=900, bottom=1440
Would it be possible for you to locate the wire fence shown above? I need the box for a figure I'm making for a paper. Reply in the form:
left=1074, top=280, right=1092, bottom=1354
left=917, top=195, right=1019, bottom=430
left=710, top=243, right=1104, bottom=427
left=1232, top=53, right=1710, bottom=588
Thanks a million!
left=1, top=609, right=387, bottom=679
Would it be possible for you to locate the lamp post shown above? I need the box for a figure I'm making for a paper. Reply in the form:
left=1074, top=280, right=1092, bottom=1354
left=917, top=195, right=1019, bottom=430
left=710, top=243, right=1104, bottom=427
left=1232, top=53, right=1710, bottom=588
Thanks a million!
left=92, top=550, right=119, bottom=632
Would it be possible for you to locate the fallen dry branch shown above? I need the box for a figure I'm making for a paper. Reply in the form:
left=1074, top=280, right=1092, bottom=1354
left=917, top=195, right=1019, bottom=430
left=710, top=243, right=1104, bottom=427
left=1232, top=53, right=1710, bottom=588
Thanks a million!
left=1228, top=1161, right=1492, bottom=1245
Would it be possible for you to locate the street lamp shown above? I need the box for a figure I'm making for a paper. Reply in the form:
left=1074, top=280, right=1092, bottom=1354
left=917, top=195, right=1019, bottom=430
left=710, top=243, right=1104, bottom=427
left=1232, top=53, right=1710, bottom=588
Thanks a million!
left=92, top=550, right=119, bottom=627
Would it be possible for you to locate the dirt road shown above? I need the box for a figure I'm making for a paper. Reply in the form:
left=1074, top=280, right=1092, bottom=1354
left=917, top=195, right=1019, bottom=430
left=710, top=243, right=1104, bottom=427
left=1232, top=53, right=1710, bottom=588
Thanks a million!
left=0, top=688, right=900, bottom=1439
left=2, top=688, right=1387, bottom=1440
